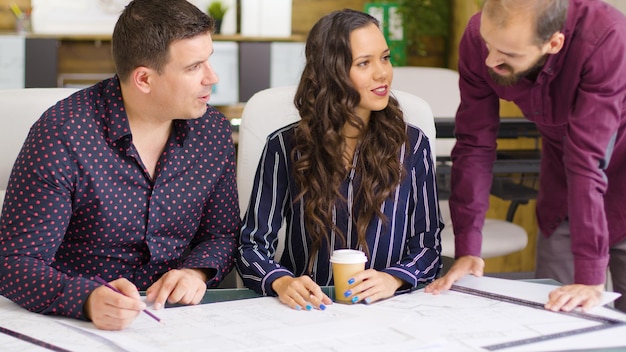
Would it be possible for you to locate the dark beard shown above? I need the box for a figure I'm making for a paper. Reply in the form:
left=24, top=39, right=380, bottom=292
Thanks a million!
left=488, top=54, right=548, bottom=86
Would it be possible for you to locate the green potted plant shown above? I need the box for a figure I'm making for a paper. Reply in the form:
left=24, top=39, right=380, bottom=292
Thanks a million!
left=207, top=1, right=229, bottom=34
left=397, top=0, right=452, bottom=67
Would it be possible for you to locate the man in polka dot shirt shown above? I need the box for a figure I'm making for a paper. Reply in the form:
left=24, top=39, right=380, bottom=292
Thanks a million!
left=0, top=0, right=240, bottom=330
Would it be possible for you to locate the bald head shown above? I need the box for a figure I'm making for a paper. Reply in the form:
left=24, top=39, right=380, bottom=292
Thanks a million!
left=482, top=0, right=568, bottom=45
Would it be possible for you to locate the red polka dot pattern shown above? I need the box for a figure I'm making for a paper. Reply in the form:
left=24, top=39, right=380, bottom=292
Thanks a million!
left=0, top=77, right=241, bottom=320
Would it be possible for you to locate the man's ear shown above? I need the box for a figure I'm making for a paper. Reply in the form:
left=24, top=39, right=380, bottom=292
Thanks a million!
left=545, top=31, right=565, bottom=55
left=131, top=66, right=152, bottom=93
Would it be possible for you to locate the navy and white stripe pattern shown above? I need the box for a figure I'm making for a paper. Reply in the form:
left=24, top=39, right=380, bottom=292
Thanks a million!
left=237, top=122, right=443, bottom=296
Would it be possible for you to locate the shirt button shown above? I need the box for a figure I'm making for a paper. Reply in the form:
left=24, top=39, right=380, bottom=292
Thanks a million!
left=534, top=111, right=540, bottom=115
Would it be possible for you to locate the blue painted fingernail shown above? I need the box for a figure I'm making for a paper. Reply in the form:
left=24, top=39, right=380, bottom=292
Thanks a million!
left=319, top=304, right=326, bottom=311
left=351, top=296, right=359, bottom=304
left=365, top=297, right=372, bottom=304
left=295, top=305, right=302, bottom=311
left=305, top=304, right=312, bottom=311
left=348, top=278, right=355, bottom=285
left=343, top=290, right=352, bottom=298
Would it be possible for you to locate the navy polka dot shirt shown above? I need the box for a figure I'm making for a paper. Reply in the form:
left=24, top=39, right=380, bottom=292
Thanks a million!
left=0, top=77, right=241, bottom=320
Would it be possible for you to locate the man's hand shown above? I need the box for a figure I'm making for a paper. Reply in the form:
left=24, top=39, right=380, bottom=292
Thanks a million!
left=272, top=275, right=333, bottom=311
left=425, top=255, right=484, bottom=294
left=85, top=278, right=145, bottom=330
left=145, top=268, right=208, bottom=309
left=545, top=284, right=604, bottom=312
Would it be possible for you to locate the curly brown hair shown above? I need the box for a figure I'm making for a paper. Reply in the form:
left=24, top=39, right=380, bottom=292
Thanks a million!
left=292, top=9, right=408, bottom=269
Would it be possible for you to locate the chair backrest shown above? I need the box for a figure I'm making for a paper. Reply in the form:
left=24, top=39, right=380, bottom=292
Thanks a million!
left=392, top=66, right=460, bottom=157
left=236, top=85, right=436, bottom=215
left=0, top=88, right=79, bottom=206
left=392, top=66, right=460, bottom=118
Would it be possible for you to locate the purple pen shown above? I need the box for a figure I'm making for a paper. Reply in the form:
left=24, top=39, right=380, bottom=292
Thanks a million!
left=93, top=276, right=163, bottom=324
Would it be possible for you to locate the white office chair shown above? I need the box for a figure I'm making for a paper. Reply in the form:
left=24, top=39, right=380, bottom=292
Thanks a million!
left=0, top=88, right=79, bottom=207
left=233, top=86, right=437, bottom=287
left=392, top=66, right=459, bottom=158
left=392, top=66, right=528, bottom=259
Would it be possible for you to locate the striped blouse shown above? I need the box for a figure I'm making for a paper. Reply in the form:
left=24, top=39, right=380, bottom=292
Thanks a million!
left=236, top=122, right=443, bottom=296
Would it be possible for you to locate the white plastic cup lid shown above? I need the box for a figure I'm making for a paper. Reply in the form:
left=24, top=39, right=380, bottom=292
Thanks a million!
left=329, top=249, right=367, bottom=264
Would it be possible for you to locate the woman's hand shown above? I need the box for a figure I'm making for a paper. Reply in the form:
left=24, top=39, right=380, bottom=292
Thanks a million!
left=341, top=269, right=404, bottom=304
left=272, top=275, right=333, bottom=311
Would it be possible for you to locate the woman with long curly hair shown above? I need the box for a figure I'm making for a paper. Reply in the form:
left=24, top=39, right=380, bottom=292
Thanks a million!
left=237, top=8, right=442, bottom=311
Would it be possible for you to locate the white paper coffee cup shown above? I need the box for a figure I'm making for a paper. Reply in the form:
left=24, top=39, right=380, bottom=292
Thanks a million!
left=330, top=249, right=367, bottom=303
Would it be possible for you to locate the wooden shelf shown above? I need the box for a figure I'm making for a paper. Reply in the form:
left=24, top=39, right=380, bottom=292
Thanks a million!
left=17, top=32, right=305, bottom=43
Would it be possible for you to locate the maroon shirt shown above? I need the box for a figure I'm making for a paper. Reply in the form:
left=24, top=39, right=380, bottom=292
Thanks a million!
left=451, top=0, right=626, bottom=285
left=0, top=77, right=240, bottom=319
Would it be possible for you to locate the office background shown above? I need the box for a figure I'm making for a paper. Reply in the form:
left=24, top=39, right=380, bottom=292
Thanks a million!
left=0, top=0, right=625, bottom=277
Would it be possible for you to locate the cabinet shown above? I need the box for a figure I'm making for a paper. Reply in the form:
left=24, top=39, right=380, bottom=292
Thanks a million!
left=20, top=33, right=305, bottom=104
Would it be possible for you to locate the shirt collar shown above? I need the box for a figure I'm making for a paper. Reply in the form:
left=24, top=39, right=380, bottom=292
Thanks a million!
left=537, top=1, right=575, bottom=83
left=101, top=76, right=131, bottom=144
